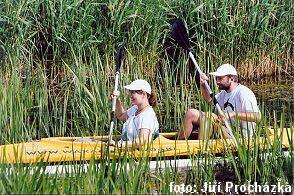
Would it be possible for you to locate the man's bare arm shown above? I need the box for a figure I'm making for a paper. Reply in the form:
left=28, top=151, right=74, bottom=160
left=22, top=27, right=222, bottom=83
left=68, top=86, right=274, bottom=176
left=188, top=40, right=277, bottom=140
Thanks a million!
left=227, top=112, right=261, bottom=122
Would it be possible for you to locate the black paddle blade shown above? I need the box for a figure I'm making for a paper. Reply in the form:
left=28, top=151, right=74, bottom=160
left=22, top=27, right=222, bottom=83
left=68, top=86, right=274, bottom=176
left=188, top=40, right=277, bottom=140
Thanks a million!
left=115, top=46, right=125, bottom=72
left=171, top=18, right=190, bottom=51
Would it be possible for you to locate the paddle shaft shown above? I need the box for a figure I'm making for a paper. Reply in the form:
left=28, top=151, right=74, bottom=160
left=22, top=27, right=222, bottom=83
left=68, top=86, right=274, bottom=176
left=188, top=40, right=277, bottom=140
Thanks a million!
left=188, top=52, right=238, bottom=148
left=109, top=71, right=120, bottom=141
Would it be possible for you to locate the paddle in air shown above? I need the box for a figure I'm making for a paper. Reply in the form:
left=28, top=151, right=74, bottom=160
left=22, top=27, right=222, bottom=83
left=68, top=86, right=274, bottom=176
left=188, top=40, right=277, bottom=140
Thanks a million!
left=109, top=46, right=125, bottom=142
left=171, top=18, right=238, bottom=148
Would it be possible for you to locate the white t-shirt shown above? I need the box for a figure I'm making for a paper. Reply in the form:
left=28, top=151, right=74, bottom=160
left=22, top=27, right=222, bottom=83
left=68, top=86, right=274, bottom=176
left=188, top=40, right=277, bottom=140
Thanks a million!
left=121, top=105, right=159, bottom=142
left=215, top=84, right=260, bottom=137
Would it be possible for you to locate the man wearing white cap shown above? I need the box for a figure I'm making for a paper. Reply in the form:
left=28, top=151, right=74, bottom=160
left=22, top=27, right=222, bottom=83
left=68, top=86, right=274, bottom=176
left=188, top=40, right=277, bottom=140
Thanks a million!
left=109, top=79, right=159, bottom=147
left=178, top=64, right=261, bottom=140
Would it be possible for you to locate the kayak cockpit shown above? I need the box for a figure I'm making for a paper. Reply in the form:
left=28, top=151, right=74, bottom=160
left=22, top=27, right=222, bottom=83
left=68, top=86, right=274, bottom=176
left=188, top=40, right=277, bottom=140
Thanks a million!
left=158, top=132, right=199, bottom=140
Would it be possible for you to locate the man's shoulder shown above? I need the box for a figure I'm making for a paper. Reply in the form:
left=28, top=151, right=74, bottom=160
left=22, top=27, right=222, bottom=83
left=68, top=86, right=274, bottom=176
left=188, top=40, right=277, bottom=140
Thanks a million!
left=237, top=84, right=257, bottom=98
left=238, top=84, right=251, bottom=90
left=237, top=84, right=254, bottom=92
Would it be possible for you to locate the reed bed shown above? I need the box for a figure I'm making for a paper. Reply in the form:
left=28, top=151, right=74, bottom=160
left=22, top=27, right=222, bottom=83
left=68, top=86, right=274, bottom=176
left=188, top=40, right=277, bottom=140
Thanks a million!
left=0, top=0, right=293, bottom=194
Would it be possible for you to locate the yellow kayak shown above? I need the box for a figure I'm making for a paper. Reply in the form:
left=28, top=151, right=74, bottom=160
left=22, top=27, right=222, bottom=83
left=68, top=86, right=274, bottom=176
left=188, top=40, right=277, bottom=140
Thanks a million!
left=0, top=128, right=292, bottom=164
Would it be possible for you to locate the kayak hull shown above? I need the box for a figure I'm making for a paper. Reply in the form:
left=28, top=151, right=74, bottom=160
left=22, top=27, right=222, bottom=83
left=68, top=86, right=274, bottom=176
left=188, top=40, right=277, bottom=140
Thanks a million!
left=0, top=128, right=292, bottom=164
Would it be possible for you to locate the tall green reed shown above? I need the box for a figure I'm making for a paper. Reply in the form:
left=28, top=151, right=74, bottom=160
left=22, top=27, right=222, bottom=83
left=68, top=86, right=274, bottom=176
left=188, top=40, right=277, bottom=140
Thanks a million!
left=0, top=1, right=292, bottom=193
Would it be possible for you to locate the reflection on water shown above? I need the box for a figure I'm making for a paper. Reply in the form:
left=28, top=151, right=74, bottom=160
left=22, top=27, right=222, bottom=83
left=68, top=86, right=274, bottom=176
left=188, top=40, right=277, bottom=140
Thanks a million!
left=249, top=82, right=293, bottom=126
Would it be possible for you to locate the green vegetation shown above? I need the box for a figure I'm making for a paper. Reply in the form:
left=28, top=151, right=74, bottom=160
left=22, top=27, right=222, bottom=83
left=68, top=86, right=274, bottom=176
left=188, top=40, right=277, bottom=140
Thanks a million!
left=0, top=0, right=292, bottom=194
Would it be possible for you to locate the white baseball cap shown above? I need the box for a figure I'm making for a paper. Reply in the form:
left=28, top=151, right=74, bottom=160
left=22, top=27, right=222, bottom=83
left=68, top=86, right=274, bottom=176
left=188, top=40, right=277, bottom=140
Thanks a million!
left=124, top=79, right=152, bottom=94
left=209, top=64, right=237, bottom=76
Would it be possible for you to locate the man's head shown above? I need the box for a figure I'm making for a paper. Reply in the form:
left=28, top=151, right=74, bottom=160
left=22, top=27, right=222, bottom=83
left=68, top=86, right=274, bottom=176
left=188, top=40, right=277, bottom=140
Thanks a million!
left=209, top=64, right=238, bottom=91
